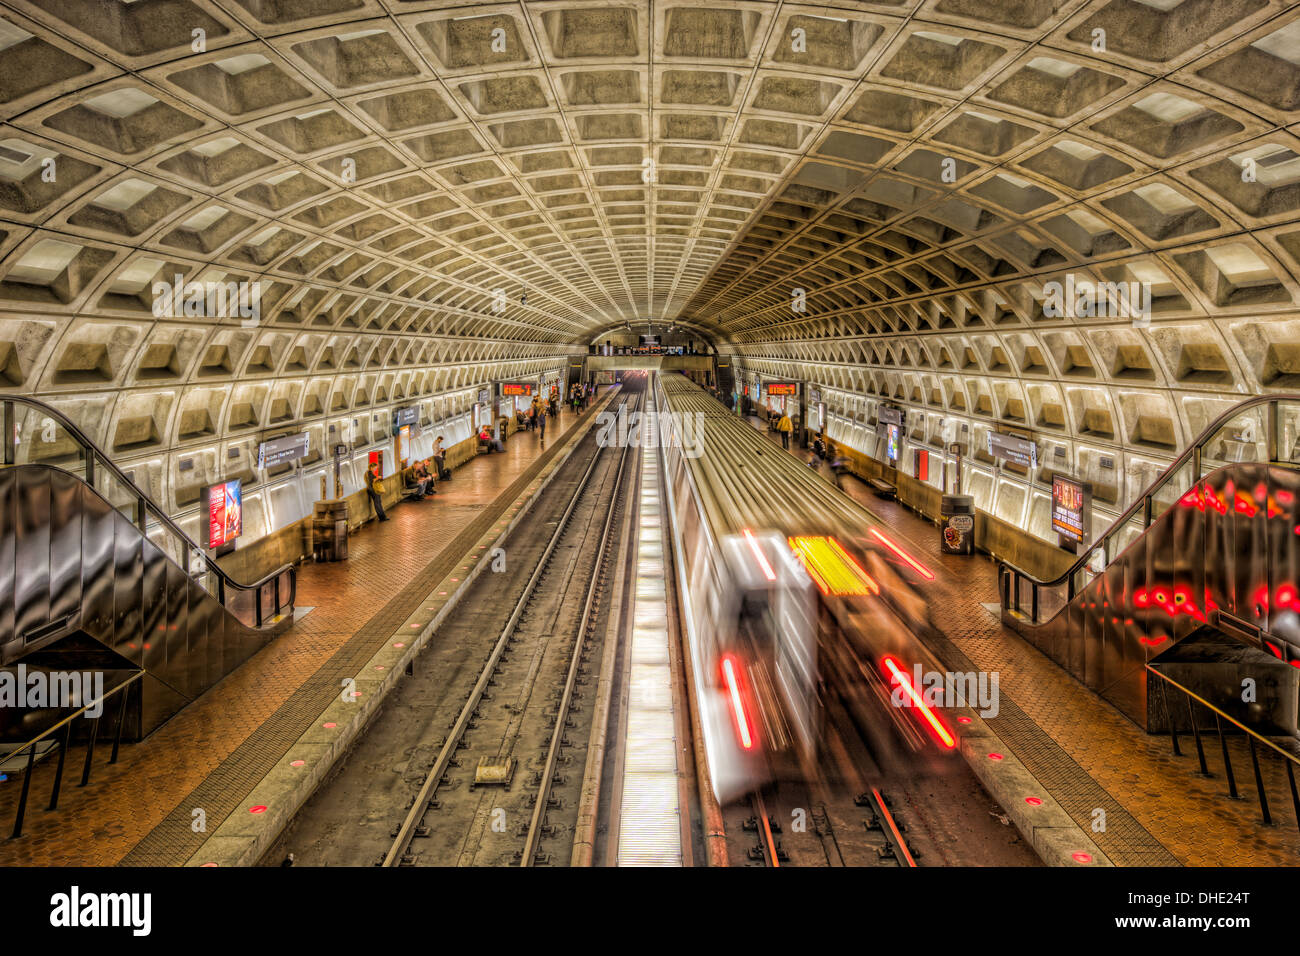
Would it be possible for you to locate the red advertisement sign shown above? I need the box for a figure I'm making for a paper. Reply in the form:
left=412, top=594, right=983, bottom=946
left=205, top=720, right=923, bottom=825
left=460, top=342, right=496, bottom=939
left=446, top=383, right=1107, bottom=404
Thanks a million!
left=205, top=479, right=242, bottom=550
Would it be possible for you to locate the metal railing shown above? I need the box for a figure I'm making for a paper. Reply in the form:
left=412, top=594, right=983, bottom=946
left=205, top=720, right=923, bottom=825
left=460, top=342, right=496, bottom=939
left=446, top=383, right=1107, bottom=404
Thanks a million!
left=1148, top=664, right=1300, bottom=831
left=0, top=394, right=294, bottom=629
left=4, top=669, right=146, bottom=839
left=1000, top=393, right=1300, bottom=626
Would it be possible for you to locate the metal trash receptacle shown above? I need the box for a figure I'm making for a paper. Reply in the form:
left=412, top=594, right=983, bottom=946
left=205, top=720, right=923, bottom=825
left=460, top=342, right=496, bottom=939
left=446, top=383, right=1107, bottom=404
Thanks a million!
left=313, top=499, right=349, bottom=561
left=940, top=494, right=975, bottom=555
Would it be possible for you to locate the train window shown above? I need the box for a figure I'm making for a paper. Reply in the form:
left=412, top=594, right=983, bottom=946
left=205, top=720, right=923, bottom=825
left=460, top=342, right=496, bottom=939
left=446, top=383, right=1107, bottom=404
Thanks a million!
left=739, top=593, right=778, bottom=654
left=681, top=501, right=702, bottom=566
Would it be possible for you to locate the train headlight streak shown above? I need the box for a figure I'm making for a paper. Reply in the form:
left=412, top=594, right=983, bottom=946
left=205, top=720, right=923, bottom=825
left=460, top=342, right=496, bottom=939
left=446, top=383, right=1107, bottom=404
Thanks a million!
left=721, top=655, right=754, bottom=749
left=743, top=528, right=776, bottom=582
left=882, top=655, right=956, bottom=749
left=787, top=535, right=878, bottom=596
left=868, top=528, right=934, bottom=580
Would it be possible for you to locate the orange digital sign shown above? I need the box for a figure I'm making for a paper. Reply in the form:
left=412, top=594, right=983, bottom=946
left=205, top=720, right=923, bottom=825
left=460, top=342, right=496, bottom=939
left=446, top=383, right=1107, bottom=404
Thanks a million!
left=767, top=382, right=797, bottom=396
left=502, top=383, right=532, bottom=396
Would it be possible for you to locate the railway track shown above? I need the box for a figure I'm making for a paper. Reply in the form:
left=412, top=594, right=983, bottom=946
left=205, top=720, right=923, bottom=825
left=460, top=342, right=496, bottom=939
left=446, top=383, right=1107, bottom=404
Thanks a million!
left=262, top=386, right=641, bottom=867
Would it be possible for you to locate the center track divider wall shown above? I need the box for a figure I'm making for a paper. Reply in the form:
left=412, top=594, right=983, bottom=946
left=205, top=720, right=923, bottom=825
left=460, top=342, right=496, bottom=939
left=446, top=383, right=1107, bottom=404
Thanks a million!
left=655, top=373, right=1112, bottom=867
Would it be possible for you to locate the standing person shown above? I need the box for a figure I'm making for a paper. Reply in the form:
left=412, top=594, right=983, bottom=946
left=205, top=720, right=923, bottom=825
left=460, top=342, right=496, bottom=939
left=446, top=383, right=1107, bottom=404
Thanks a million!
left=777, top=411, right=793, bottom=449
left=365, top=461, right=389, bottom=522
left=549, top=393, right=558, bottom=418
left=433, top=435, right=447, bottom=479
left=538, top=404, right=547, bottom=440
left=829, top=450, right=847, bottom=490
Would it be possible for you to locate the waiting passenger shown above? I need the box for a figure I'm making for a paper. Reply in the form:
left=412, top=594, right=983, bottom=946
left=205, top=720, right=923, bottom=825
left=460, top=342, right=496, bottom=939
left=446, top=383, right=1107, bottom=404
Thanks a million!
left=433, top=436, right=448, bottom=480
left=365, top=462, right=389, bottom=522
left=414, top=459, right=436, bottom=496
left=777, top=412, right=793, bottom=450
left=479, top=425, right=502, bottom=453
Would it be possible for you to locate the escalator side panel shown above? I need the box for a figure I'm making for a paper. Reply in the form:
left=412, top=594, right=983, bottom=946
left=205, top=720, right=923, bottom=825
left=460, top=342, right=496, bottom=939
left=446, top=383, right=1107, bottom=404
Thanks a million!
left=1008, top=462, right=1300, bottom=729
left=14, top=466, right=51, bottom=642
left=165, top=558, right=194, bottom=699
left=140, top=534, right=169, bottom=693
left=0, top=469, right=14, bottom=648
left=1, top=464, right=289, bottom=738
left=1268, top=468, right=1300, bottom=644
left=48, top=467, right=82, bottom=628
left=112, top=512, right=143, bottom=666
left=80, top=481, right=116, bottom=641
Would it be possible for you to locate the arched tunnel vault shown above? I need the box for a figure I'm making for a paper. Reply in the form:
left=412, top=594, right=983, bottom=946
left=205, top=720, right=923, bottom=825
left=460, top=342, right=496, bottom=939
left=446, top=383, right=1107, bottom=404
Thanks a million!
left=0, top=0, right=1298, bottom=540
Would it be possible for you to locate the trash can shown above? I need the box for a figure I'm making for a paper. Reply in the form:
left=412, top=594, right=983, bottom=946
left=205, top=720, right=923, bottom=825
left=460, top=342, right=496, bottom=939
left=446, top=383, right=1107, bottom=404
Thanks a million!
left=313, top=499, right=349, bottom=561
left=940, top=494, right=975, bottom=555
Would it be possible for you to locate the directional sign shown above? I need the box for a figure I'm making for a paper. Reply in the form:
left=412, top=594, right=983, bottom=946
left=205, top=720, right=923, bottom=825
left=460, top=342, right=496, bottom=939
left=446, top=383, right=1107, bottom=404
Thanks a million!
left=257, top=432, right=309, bottom=470
left=987, top=432, right=1038, bottom=470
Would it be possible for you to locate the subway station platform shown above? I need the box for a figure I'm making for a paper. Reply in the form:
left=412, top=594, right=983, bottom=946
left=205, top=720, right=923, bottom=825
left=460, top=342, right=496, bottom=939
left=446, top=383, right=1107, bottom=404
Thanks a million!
left=746, top=414, right=1300, bottom=868
left=0, top=400, right=606, bottom=867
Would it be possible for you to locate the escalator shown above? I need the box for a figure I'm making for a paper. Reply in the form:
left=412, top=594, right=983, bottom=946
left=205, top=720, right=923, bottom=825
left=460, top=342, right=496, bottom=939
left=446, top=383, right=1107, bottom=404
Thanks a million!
left=999, top=395, right=1300, bottom=733
left=0, top=395, right=295, bottom=750
left=714, top=355, right=735, bottom=408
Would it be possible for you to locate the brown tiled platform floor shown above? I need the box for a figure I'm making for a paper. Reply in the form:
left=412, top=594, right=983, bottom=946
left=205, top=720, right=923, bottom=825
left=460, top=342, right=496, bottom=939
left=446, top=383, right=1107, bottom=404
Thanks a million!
left=749, top=414, right=1300, bottom=866
left=0, top=404, right=597, bottom=867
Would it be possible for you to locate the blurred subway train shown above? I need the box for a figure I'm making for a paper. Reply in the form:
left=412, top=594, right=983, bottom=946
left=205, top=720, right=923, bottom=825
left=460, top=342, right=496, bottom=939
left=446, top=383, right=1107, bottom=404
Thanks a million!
left=654, top=372, right=957, bottom=804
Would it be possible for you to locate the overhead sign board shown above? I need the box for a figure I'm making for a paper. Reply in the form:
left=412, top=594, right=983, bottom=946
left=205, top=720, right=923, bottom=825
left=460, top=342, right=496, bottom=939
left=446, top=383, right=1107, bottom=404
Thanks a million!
left=394, top=405, right=418, bottom=427
left=501, top=383, right=532, bottom=397
left=878, top=406, right=905, bottom=427
left=766, top=382, right=798, bottom=396
left=987, top=431, right=1038, bottom=470
left=257, top=432, right=309, bottom=470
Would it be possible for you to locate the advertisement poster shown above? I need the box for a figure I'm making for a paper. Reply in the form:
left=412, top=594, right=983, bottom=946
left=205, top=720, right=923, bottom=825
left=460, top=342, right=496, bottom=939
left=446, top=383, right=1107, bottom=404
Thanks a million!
left=1052, top=475, right=1089, bottom=547
left=885, top=424, right=901, bottom=464
left=206, top=479, right=242, bottom=550
left=397, top=424, right=410, bottom=464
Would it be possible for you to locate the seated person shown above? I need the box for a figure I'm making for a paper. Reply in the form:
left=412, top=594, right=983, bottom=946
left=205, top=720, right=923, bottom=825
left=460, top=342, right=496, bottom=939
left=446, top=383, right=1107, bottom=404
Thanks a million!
left=477, top=425, right=504, bottom=453
left=413, top=460, right=436, bottom=496
left=401, top=462, right=426, bottom=500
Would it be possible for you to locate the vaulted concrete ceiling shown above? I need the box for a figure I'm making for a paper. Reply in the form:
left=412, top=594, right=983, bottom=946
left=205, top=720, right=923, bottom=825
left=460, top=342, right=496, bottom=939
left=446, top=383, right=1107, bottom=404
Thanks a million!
left=1, top=0, right=1299, bottom=521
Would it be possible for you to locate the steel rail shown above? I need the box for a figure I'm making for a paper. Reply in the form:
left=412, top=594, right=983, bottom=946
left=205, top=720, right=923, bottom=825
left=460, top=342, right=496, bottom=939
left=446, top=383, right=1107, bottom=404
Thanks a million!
left=867, top=788, right=917, bottom=868
left=381, top=393, right=632, bottom=867
left=751, top=791, right=781, bottom=867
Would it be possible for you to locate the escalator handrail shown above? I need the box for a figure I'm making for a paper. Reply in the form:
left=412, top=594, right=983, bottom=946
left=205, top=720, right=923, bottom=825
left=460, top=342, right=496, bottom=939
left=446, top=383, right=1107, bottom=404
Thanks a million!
left=998, top=392, right=1300, bottom=592
left=0, top=392, right=295, bottom=609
